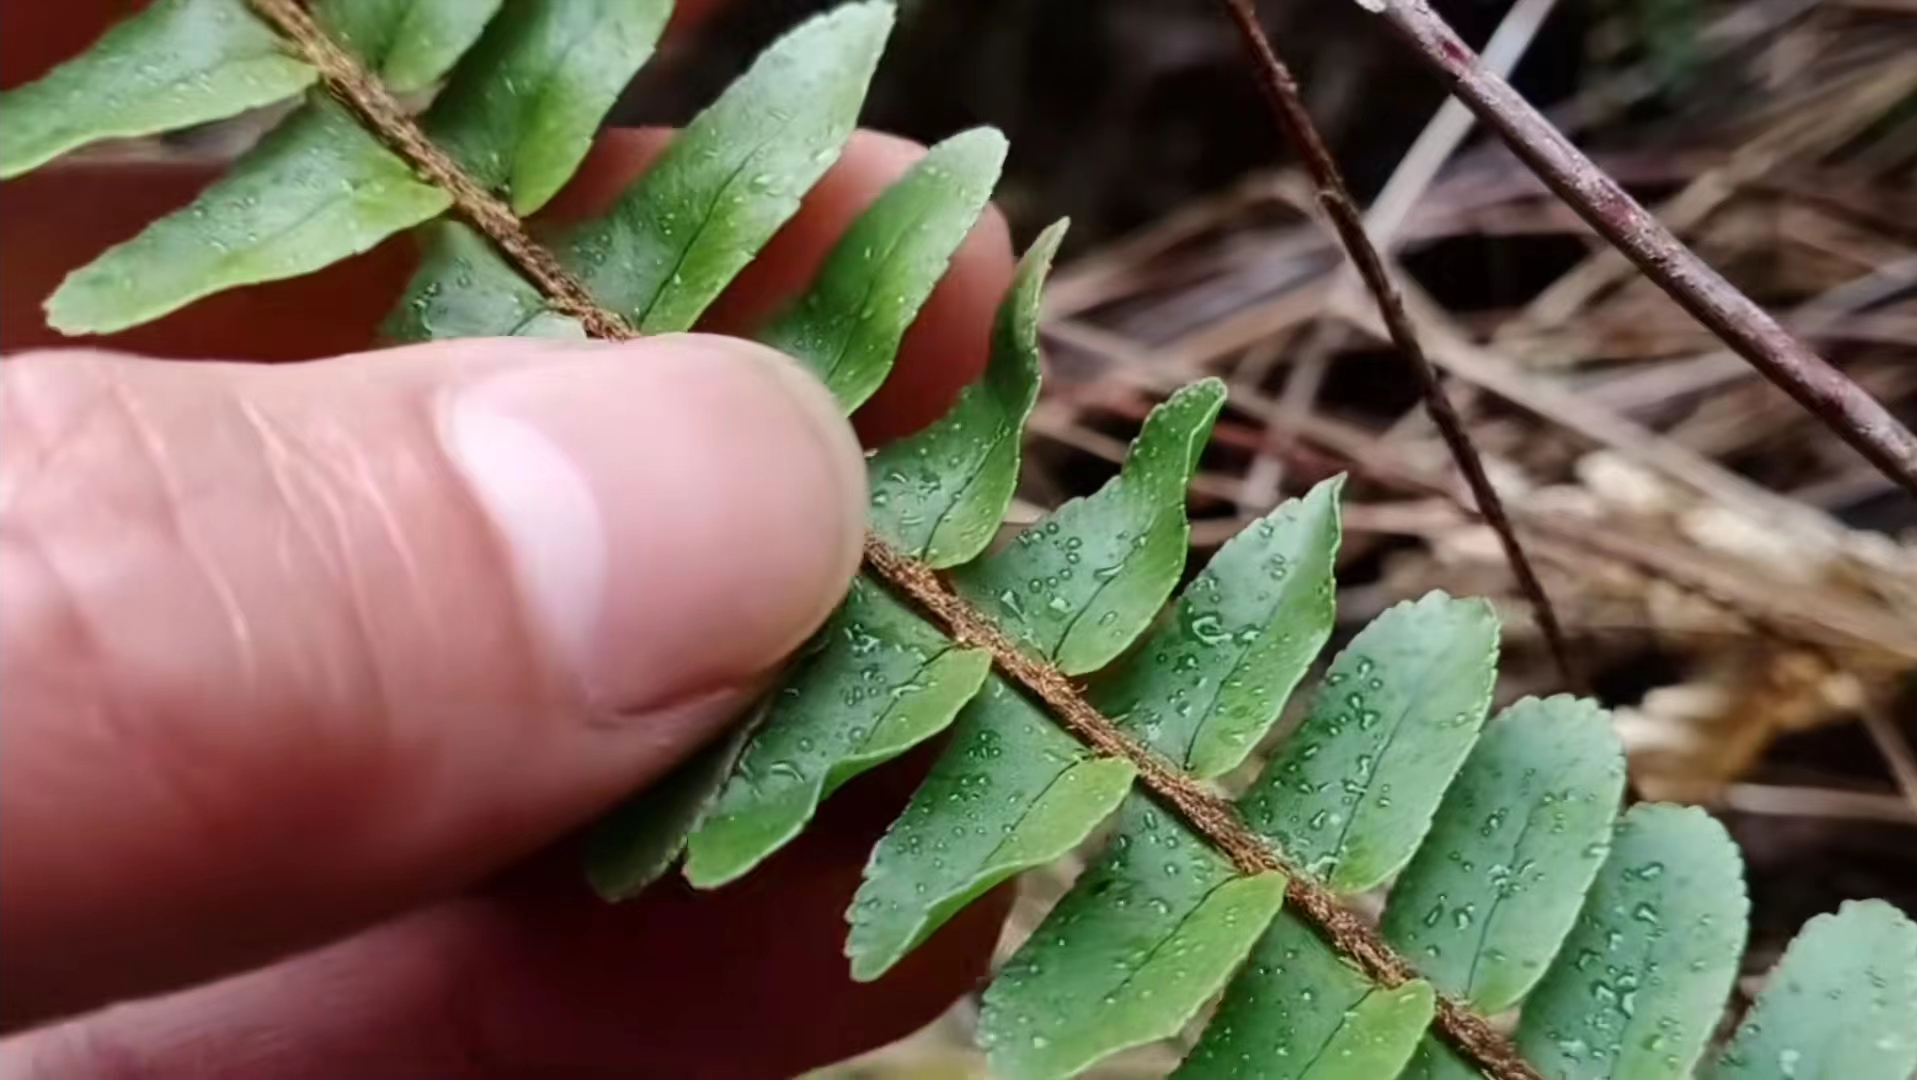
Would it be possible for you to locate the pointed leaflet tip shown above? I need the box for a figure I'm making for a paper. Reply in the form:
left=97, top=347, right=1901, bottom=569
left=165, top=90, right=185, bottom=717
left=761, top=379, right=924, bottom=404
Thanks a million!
left=680, top=581, right=992, bottom=889
left=46, top=98, right=451, bottom=336
left=951, top=376, right=1225, bottom=676
left=762, top=123, right=1008, bottom=410
left=865, top=217, right=1067, bottom=568
left=1090, top=473, right=1344, bottom=778
left=845, top=680, right=1135, bottom=982
left=980, top=797, right=1288, bottom=1080
left=562, top=0, right=895, bottom=332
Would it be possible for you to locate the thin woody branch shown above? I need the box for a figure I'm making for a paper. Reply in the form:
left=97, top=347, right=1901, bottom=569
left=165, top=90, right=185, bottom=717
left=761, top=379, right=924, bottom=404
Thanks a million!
left=1217, top=0, right=1580, bottom=692
left=1353, top=0, right=1917, bottom=498
left=248, top=2, right=1545, bottom=1077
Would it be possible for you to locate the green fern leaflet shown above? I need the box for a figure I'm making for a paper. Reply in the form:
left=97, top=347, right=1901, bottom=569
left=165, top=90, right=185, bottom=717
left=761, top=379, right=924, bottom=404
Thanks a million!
left=7, top=4, right=1914, bottom=1080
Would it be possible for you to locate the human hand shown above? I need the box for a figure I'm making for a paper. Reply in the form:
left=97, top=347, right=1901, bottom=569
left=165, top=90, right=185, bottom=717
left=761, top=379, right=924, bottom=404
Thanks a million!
left=0, top=8, right=1016, bottom=1070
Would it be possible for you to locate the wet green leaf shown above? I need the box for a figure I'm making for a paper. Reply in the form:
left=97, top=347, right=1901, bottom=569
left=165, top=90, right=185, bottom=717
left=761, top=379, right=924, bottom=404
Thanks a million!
left=47, top=97, right=450, bottom=335
left=1705, top=900, right=1917, bottom=1080
left=867, top=220, right=1062, bottom=567
left=428, top=0, right=672, bottom=214
left=315, top=0, right=502, bottom=94
left=1400, top=1038, right=1480, bottom=1080
left=584, top=719, right=757, bottom=901
left=763, top=127, right=1005, bottom=410
left=562, top=1, right=892, bottom=332
left=1238, top=592, right=1499, bottom=894
left=1382, top=695, right=1627, bottom=1011
left=383, top=221, right=584, bottom=341
left=1090, top=476, right=1342, bottom=777
left=682, top=579, right=991, bottom=888
left=0, top=0, right=317, bottom=180
left=847, top=678, right=1136, bottom=981
left=980, top=797, right=1287, bottom=1080
left=952, top=379, right=1226, bottom=676
left=1178, top=910, right=1435, bottom=1080
left=1516, top=803, right=1748, bottom=1080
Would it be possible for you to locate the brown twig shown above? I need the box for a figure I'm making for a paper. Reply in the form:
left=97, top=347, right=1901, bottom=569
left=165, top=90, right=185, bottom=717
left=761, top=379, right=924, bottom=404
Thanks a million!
left=1217, top=0, right=1580, bottom=693
left=1351, top=0, right=1917, bottom=497
left=252, top=4, right=1546, bottom=1078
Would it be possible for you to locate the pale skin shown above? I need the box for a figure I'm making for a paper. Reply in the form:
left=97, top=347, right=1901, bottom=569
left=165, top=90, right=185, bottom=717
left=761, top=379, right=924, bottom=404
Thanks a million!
left=0, top=3, right=1016, bottom=1074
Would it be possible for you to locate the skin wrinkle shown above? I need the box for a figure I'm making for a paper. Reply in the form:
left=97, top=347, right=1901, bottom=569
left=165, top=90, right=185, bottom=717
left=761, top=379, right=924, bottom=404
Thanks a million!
left=0, top=361, right=123, bottom=517
left=232, top=396, right=354, bottom=591
left=2, top=517, right=112, bottom=716
left=330, top=414, right=443, bottom=664
left=0, top=379, right=145, bottom=849
left=6, top=373, right=290, bottom=867
left=287, top=418, right=417, bottom=766
left=230, top=392, right=442, bottom=753
left=100, top=372, right=262, bottom=693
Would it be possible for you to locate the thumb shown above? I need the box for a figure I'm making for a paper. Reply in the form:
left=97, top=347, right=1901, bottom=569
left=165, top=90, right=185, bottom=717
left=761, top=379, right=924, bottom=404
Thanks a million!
left=0, top=334, right=866, bottom=1028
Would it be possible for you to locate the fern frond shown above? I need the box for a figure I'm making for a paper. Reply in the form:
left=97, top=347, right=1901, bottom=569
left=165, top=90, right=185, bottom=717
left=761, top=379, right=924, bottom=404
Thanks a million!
left=952, top=379, right=1226, bottom=676
left=316, top=0, right=502, bottom=95
left=1091, top=475, right=1342, bottom=779
left=48, top=96, right=452, bottom=333
left=1705, top=899, right=1917, bottom=1080
left=981, top=797, right=1288, bottom=1080
left=384, top=220, right=588, bottom=341
left=9, top=6, right=1915, bottom=1080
